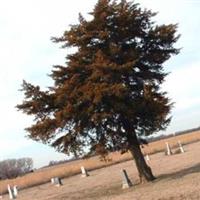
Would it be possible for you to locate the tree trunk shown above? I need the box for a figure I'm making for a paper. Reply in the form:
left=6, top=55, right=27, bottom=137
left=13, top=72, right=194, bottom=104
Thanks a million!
left=128, top=137, right=155, bottom=183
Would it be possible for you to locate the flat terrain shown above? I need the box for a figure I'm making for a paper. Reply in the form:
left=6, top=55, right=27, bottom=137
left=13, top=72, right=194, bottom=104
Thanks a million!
left=2, top=140, right=200, bottom=200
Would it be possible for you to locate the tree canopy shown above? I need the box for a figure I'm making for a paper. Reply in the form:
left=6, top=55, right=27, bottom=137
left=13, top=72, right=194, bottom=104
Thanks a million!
left=17, top=0, right=179, bottom=159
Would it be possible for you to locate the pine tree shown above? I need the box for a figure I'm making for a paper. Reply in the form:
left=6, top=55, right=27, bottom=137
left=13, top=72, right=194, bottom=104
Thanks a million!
left=17, top=0, right=179, bottom=182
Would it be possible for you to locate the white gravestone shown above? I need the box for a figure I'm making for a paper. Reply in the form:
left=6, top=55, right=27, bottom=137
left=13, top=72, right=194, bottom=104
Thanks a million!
left=178, top=141, right=185, bottom=153
left=54, top=177, right=62, bottom=186
left=145, top=154, right=150, bottom=161
left=13, top=186, right=18, bottom=197
left=165, top=142, right=172, bottom=155
left=81, top=166, right=89, bottom=177
left=121, top=169, right=132, bottom=189
left=51, top=178, right=55, bottom=184
left=7, top=185, right=16, bottom=199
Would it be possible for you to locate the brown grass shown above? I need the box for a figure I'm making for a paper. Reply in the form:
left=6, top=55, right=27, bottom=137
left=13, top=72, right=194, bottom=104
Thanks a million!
left=142, top=130, right=200, bottom=155
left=0, top=130, right=200, bottom=195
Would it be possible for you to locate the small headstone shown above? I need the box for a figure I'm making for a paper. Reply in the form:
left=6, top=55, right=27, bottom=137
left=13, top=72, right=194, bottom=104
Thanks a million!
left=51, top=178, right=55, bottom=184
left=81, top=166, right=89, bottom=177
left=178, top=141, right=185, bottom=153
left=7, top=185, right=15, bottom=199
left=54, top=177, right=62, bottom=187
left=121, top=169, right=132, bottom=189
left=13, top=186, right=18, bottom=197
left=165, top=142, right=172, bottom=155
left=145, top=154, right=150, bottom=161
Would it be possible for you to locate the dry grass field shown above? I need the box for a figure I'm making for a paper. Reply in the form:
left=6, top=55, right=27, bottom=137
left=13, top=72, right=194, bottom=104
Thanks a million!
left=1, top=130, right=200, bottom=199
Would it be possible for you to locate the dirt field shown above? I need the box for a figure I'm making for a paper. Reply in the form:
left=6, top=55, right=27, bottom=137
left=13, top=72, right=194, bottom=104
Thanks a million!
left=2, top=140, right=200, bottom=200
left=1, top=130, right=200, bottom=194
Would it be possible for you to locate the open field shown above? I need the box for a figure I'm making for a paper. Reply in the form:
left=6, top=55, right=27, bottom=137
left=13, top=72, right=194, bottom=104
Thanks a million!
left=1, top=130, right=200, bottom=199
left=2, top=136, right=200, bottom=199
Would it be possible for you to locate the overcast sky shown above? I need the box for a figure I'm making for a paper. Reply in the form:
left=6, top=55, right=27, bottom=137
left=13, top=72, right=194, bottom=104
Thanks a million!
left=0, top=0, right=200, bottom=168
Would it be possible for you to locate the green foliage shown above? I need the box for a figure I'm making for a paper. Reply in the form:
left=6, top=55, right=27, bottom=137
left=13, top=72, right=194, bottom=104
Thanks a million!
left=17, top=0, right=179, bottom=157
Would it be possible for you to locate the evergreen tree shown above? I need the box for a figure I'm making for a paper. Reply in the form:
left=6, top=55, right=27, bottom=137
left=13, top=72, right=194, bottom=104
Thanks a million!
left=17, top=0, right=179, bottom=182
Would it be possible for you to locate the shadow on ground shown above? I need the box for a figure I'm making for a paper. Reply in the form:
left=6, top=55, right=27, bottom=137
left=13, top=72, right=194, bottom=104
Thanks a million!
left=157, top=163, right=200, bottom=181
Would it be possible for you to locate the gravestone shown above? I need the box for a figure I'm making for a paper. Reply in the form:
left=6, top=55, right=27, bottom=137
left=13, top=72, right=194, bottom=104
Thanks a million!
left=7, top=185, right=16, bottom=199
left=178, top=141, right=185, bottom=153
left=13, top=186, right=18, bottom=197
left=145, top=154, right=150, bottom=161
left=51, top=178, right=55, bottom=184
left=121, top=169, right=132, bottom=189
left=81, top=166, right=89, bottom=177
left=165, top=142, right=172, bottom=155
left=54, top=177, right=63, bottom=186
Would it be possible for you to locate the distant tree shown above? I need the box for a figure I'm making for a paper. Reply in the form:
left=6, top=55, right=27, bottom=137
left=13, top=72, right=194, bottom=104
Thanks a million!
left=48, top=158, right=75, bottom=167
left=17, top=0, right=179, bottom=182
left=0, top=158, right=33, bottom=179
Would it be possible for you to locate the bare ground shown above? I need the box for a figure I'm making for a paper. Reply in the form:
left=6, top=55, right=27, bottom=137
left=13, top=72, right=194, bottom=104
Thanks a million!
left=2, top=141, right=200, bottom=200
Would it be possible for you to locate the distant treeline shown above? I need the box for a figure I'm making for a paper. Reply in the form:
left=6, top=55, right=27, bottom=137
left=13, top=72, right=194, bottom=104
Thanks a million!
left=0, top=158, right=33, bottom=180
left=48, top=158, right=78, bottom=167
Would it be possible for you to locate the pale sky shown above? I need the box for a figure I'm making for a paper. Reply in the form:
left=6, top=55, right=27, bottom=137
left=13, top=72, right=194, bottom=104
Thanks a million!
left=0, top=0, right=200, bottom=168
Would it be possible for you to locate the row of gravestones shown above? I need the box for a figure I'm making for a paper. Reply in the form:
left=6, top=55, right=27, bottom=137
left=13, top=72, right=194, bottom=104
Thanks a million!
left=5, top=141, right=185, bottom=199
left=50, top=166, right=90, bottom=187
left=5, top=166, right=90, bottom=199
left=6, top=185, right=18, bottom=199
left=144, top=140, right=185, bottom=161
left=165, top=140, right=185, bottom=156
left=50, top=167, right=132, bottom=189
